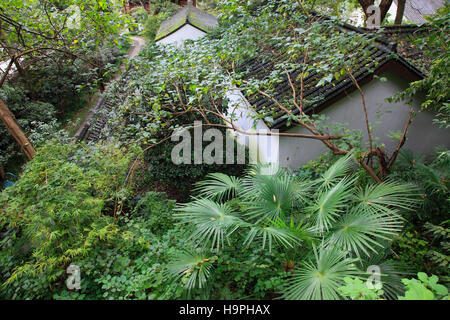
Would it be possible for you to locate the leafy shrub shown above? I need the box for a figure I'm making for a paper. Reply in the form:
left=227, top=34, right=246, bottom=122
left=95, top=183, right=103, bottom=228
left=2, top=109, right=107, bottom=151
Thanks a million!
left=130, top=7, right=149, bottom=25
left=391, top=231, right=429, bottom=272
left=338, top=273, right=449, bottom=300
left=143, top=13, right=169, bottom=40
left=1, top=39, right=127, bottom=173
left=424, top=222, right=449, bottom=272
left=0, top=84, right=56, bottom=170
left=140, top=0, right=179, bottom=40
left=142, top=138, right=248, bottom=201
left=390, top=149, right=450, bottom=280
left=131, top=191, right=176, bottom=235
left=172, top=155, right=420, bottom=299
left=211, top=245, right=286, bottom=299
left=53, top=213, right=190, bottom=300
left=0, top=141, right=134, bottom=299
left=338, top=277, right=384, bottom=300
left=398, top=272, right=449, bottom=300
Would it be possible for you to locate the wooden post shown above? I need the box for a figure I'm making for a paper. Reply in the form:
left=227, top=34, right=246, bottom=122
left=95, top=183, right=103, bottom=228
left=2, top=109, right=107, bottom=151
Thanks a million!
left=0, top=98, right=35, bottom=160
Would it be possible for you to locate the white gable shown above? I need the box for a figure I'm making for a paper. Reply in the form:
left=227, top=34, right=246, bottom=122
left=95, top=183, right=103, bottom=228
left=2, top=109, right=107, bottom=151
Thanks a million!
left=156, top=24, right=206, bottom=46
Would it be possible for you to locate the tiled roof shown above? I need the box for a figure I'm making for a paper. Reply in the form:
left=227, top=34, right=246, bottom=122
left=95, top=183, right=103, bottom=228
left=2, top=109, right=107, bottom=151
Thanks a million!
left=362, top=24, right=434, bottom=72
left=155, top=3, right=218, bottom=41
left=238, top=25, right=424, bottom=129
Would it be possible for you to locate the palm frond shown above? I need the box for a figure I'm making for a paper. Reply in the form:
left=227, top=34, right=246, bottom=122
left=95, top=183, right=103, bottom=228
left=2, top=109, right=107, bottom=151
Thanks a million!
left=246, top=162, right=284, bottom=178
left=240, top=165, right=284, bottom=200
left=319, top=152, right=354, bottom=188
left=416, top=162, right=449, bottom=193
left=193, top=173, right=241, bottom=202
left=175, top=199, right=246, bottom=250
left=167, top=249, right=215, bottom=292
left=281, top=245, right=360, bottom=300
left=244, top=175, right=296, bottom=223
left=270, top=217, right=317, bottom=245
left=243, top=224, right=303, bottom=252
left=290, top=178, right=314, bottom=204
left=307, top=177, right=354, bottom=232
left=353, top=180, right=420, bottom=216
left=327, top=210, right=403, bottom=257
left=358, top=256, right=412, bottom=300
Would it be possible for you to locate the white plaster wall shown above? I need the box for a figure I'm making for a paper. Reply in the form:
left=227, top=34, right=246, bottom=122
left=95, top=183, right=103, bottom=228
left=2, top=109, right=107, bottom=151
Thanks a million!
left=225, top=89, right=279, bottom=164
left=278, top=70, right=450, bottom=169
left=156, top=24, right=206, bottom=46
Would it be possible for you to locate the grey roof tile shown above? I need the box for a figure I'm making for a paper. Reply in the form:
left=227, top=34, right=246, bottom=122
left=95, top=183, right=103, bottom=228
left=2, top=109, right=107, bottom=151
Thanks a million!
left=155, top=4, right=218, bottom=41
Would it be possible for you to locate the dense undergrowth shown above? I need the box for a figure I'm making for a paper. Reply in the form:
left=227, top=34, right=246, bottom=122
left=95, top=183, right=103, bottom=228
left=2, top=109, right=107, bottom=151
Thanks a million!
left=0, top=141, right=448, bottom=299
left=0, top=0, right=449, bottom=301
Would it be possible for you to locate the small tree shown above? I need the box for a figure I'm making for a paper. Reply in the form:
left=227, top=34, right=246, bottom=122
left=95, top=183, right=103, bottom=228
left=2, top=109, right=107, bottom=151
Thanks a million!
left=0, top=0, right=130, bottom=160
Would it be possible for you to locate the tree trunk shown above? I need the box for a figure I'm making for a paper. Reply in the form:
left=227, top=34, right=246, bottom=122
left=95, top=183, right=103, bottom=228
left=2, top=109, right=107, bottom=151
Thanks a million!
left=13, top=58, right=25, bottom=76
left=0, top=98, right=36, bottom=160
left=0, top=164, right=4, bottom=180
left=394, top=0, right=406, bottom=25
left=359, top=0, right=394, bottom=23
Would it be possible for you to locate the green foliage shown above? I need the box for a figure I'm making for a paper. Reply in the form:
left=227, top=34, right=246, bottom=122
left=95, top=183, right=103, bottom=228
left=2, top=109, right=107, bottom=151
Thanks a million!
left=398, top=273, right=449, bottom=300
left=167, top=249, right=217, bottom=293
left=130, top=0, right=178, bottom=40
left=0, top=85, right=56, bottom=169
left=143, top=13, right=170, bottom=40
left=390, top=6, right=450, bottom=127
left=390, top=149, right=450, bottom=280
left=0, top=31, right=127, bottom=173
left=338, top=277, right=384, bottom=300
left=130, top=7, right=149, bottom=25
left=106, top=0, right=410, bottom=191
left=141, top=139, right=247, bottom=201
left=0, top=141, right=134, bottom=299
left=281, top=245, right=360, bottom=300
left=66, top=223, right=187, bottom=300
left=0, top=0, right=130, bottom=61
left=174, top=155, right=420, bottom=299
left=211, top=246, right=286, bottom=299
left=338, top=273, right=449, bottom=300
left=131, top=191, right=176, bottom=235
left=1, top=0, right=447, bottom=302
left=392, top=231, right=429, bottom=271
left=424, top=222, right=450, bottom=270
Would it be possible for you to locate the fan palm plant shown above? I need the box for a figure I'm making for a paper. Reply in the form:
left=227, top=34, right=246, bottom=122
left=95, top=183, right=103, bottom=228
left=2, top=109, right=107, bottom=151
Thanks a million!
left=172, top=155, right=420, bottom=299
left=167, top=249, right=216, bottom=293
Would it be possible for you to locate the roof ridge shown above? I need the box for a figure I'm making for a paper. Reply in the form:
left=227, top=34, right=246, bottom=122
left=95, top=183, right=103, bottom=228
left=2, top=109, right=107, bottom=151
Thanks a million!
left=155, top=4, right=218, bottom=41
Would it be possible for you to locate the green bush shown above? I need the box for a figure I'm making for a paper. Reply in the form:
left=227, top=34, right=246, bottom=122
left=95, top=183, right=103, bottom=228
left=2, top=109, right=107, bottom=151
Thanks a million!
left=0, top=141, right=134, bottom=299
left=390, top=149, right=450, bottom=280
left=398, top=272, right=449, bottom=300
left=0, top=84, right=56, bottom=171
left=142, top=138, right=248, bottom=201
left=338, top=277, right=384, bottom=300
left=143, top=13, right=170, bottom=40
left=338, top=273, right=449, bottom=300
left=171, top=155, right=420, bottom=299
left=131, top=191, right=176, bottom=235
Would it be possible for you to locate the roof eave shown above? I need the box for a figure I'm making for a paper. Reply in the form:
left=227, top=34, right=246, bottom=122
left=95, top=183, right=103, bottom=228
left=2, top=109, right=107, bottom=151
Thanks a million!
left=155, top=21, right=210, bottom=42
left=269, top=57, right=425, bottom=131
